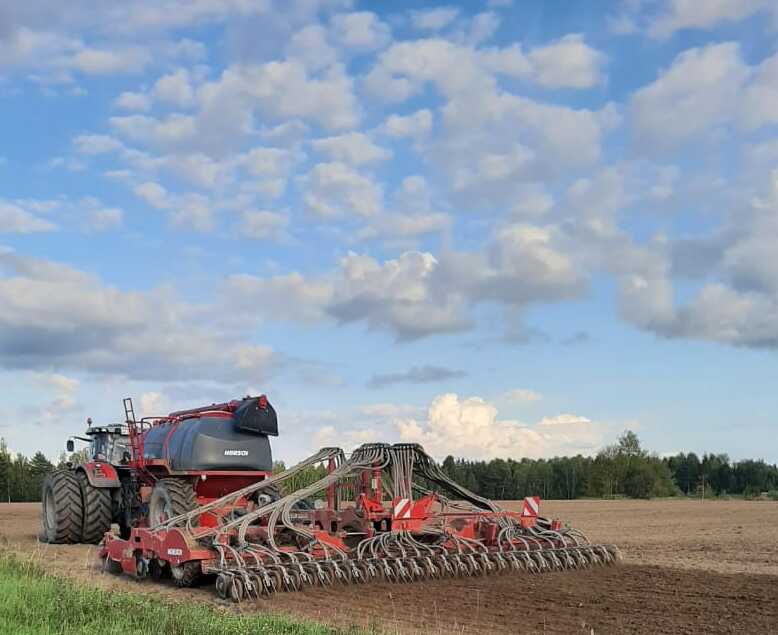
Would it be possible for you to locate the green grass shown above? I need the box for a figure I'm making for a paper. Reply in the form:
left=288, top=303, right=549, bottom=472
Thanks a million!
left=0, top=553, right=362, bottom=635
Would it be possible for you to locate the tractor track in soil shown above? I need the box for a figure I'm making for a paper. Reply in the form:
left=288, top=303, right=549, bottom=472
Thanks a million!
left=2, top=501, right=777, bottom=634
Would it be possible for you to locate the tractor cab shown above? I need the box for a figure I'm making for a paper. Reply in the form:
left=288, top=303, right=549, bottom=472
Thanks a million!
left=67, top=420, right=131, bottom=465
left=87, top=424, right=131, bottom=465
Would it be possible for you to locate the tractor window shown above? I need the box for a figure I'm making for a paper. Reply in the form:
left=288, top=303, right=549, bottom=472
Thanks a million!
left=111, top=436, right=130, bottom=464
left=92, top=436, right=109, bottom=461
left=91, top=432, right=130, bottom=465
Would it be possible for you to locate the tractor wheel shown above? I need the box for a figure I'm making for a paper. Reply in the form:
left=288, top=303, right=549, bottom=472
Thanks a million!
left=148, top=479, right=198, bottom=528
left=76, top=472, right=112, bottom=544
left=40, top=470, right=83, bottom=544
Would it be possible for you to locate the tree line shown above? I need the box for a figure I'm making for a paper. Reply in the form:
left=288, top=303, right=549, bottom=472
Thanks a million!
left=440, top=431, right=778, bottom=500
left=1, top=431, right=777, bottom=502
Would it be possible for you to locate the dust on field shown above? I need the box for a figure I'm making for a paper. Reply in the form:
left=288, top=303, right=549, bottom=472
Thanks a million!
left=2, top=501, right=777, bottom=634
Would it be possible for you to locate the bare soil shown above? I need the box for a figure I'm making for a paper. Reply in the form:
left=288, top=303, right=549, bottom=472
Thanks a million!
left=2, top=500, right=777, bottom=634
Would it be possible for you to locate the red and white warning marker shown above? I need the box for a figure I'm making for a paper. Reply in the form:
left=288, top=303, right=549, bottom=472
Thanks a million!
left=521, top=496, right=541, bottom=518
left=392, top=497, right=413, bottom=520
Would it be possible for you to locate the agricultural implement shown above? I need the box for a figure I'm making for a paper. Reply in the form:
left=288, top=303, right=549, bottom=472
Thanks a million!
left=98, top=401, right=620, bottom=599
left=41, top=394, right=619, bottom=600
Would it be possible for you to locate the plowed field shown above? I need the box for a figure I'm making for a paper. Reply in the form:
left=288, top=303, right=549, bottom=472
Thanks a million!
left=2, top=500, right=776, bottom=634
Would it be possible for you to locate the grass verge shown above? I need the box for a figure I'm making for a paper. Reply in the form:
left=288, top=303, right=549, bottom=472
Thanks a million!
left=0, top=552, right=363, bottom=635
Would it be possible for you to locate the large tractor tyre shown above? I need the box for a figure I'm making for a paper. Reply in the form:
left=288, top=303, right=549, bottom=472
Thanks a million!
left=40, top=471, right=84, bottom=544
left=76, top=472, right=112, bottom=544
left=148, top=479, right=198, bottom=529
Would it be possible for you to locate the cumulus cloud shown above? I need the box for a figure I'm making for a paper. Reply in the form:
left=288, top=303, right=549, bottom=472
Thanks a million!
left=114, top=91, right=152, bottom=111
left=649, top=0, right=772, bottom=39
left=73, top=134, right=124, bottom=155
left=381, top=109, right=433, bottom=138
left=365, top=36, right=614, bottom=211
left=329, top=11, right=391, bottom=51
left=300, top=162, right=383, bottom=218
left=0, top=201, right=57, bottom=234
left=236, top=210, right=289, bottom=241
left=526, top=34, right=606, bottom=89
left=153, top=68, right=195, bottom=107
left=630, top=42, right=750, bottom=151
left=367, top=365, right=467, bottom=389
left=630, top=44, right=778, bottom=152
left=387, top=393, right=603, bottom=460
left=618, top=170, right=778, bottom=349
left=409, top=7, right=460, bottom=31
left=315, top=392, right=601, bottom=459
left=0, top=249, right=277, bottom=382
left=312, top=132, right=391, bottom=165
left=226, top=219, right=585, bottom=340
left=503, top=388, right=542, bottom=403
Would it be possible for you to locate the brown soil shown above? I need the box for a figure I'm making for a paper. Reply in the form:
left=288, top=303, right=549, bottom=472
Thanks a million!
left=2, top=501, right=777, bottom=634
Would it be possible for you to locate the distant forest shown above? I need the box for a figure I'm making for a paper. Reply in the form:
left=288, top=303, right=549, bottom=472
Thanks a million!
left=1, top=432, right=777, bottom=502
left=440, top=431, right=778, bottom=500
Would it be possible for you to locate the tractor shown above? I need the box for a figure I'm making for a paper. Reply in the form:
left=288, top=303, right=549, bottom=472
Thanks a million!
left=40, top=395, right=278, bottom=548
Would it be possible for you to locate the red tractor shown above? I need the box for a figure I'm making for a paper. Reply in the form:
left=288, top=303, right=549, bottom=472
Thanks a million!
left=41, top=395, right=278, bottom=547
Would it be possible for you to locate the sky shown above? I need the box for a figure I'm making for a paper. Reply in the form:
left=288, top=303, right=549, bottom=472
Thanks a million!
left=1, top=0, right=778, bottom=465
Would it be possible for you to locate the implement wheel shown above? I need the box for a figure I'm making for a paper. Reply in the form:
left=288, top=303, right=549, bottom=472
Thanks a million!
left=76, top=472, right=112, bottom=544
left=40, top=471, right=83, bottom=544
left=148, top=478, right=198, bottom=528
left=172, top=561, right=202, bottom=588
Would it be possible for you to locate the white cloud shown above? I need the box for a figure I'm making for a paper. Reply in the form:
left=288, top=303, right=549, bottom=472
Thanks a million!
left=68, top=46, right=151, bottom=74
left=503, top=388, right=542, bottom=403
left=133, top=181, right=169, bottom=209
left=630, top=42, right=750, bottom=151
left=73, top=134, right=124, bottom=155
left=301, top=162, right=382, bottom=219
left=367, top=37, right=613, bottom=210
left=410, top=7, right=460, bottom=31
left=312, top=132, right=391, bottom=165
left=527, top=34, right=606, bottom=89
left=649, top=0, right=772, bottom=39
left=153, top=68, right=195, bottom=107
left=114, top=91, right=152, bottom=111
left=139, top=392, right=169, bottom=418
left=0, top=249, right=277, bottom=382
left=30, top=372, right=81, bottom=418
left=461, top=12, right=500, bottom=46
left=395, top=393, right=602, bottom=460
left=86, top=207, right=123, bottom=232
left=618, top=170, right=778, bottom=349
left=227, top=272, right=333, bottom=323
left=132, top=182, right=213, bottom=231
left=355, top=212, right=450, bottom=243
left=381, top=109, right=433, bottom=138
left=227, top=218, right=585, bottom=340
left=237, top=210, right=289, bottom=241
left=0, top=201, right=57, bottom=234
left=740, top=52, right=778, bottom=130
left=286, top=25, right=339, bottom=72
left=329, top=11, right=391, bottom=51
left=197, top=60, right=361, bottom=137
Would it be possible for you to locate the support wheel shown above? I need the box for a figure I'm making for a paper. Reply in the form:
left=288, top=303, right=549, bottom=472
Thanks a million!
left=76, top=472, right=112, bottom=544
left=40, top=471, right=83, bottom=544
left=171, top=562, right=202, bottom=587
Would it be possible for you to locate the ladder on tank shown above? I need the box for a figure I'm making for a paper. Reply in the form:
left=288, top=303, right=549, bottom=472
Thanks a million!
left=124, top=397, right=146, bottom=470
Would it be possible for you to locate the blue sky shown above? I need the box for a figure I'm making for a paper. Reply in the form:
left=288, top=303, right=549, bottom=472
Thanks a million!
left=1, top=0, right=778, bottom=464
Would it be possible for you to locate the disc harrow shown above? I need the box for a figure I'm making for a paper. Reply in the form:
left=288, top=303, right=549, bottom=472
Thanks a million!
left=101, top=443, right=620, bottom=601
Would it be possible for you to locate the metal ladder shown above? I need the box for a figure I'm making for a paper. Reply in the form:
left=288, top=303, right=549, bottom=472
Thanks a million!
left=123, top=397, right=145, bottom=469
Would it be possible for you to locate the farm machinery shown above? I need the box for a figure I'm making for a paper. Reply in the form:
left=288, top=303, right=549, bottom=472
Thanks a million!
left=43, top=395, right=620, bottom=600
